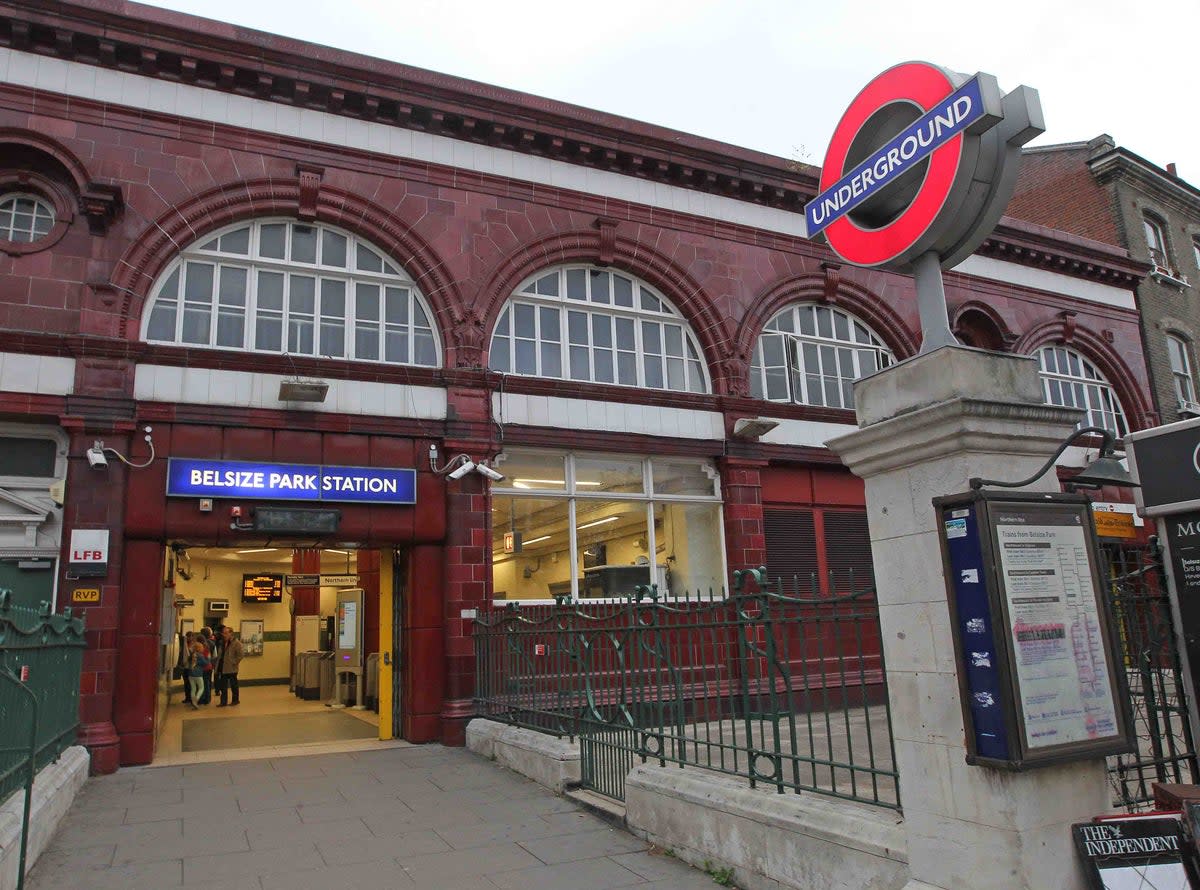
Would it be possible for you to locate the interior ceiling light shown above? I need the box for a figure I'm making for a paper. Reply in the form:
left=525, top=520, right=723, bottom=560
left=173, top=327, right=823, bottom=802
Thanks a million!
left=237, top=548, right=277, bottom=554
left=325, top=549, right=349, bottom=555
left=523, top=535, right=552, bottom=545
left=513, top=478, right=601, bottom=487
left=577, top=516, right=620, bottom=531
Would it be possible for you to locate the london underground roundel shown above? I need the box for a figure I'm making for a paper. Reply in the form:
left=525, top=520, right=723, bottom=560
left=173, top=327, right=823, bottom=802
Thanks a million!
left=806, top=62, right=1044, bottom=272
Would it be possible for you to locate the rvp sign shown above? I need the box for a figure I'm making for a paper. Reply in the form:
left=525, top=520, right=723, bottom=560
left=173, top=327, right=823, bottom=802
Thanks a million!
left=68, top=529, right=110, bottom=578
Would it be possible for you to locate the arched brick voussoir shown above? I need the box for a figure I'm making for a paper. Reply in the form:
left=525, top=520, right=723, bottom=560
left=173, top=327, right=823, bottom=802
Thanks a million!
left=737, top=273, right=920, bottom=365
left=471, top=229, right=736, bottom=392
left=108, top=178, right=463, bottom=346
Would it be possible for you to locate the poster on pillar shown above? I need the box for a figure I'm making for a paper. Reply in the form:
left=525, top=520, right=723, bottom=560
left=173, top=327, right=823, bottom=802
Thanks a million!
left=935, top=490, right=1135, bottom=770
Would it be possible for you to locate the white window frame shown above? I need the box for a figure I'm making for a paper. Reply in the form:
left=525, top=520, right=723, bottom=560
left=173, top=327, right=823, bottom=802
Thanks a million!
left=1167, top=335, right=1197, bottom=409
left=140, top=218, right=441, bottom=367
left=0, top=192, right=55, bottom=243
left=491, top=450, right=725, bottom=604
left=1036, top=346, right=1129, bottom=437
left=488, top=266, right=710, bottom=394
left=750, top=303, right=893, bottom=408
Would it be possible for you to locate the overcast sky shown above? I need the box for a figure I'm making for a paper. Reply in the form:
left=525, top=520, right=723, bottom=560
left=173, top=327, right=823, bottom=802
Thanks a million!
left=137, top=0, right=1199, bottom=183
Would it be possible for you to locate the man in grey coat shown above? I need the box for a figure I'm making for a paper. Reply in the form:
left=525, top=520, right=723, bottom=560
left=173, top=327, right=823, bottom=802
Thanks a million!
left=215, top=624, right=244, bottom=707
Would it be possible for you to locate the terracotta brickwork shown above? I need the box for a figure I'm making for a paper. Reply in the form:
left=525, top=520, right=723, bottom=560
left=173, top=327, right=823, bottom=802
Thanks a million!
left=0, top=3, right=1158, bottom=769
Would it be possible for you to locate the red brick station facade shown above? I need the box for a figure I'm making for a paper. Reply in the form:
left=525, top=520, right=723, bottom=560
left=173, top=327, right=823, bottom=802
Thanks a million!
left=0, top=1, right=1153, bottom=773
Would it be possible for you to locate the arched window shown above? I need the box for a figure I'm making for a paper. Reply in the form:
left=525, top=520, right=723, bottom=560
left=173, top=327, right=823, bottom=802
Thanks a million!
left=488, top=266, right=709, bottom=393
left=1144, top=213, right=1171, bottom=270
left=1036, top=346, right=1128, bottom=436
left=142, top=219, right=439, bottom=366
left=0, top=193, right=54, bottom=243
left=750, top=304, right=893, bottom=408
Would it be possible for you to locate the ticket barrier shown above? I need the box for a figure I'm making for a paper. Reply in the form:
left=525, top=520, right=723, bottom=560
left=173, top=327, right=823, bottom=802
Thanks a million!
left=298, top=651, right=322, bottom=700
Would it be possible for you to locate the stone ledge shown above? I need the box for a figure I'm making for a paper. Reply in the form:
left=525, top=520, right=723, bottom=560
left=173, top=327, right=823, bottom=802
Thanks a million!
left=466, top=719, right=581, bottom=794
left=0, top=746, right=90, bottom=890
left=625, top=763, right=908, bottom=890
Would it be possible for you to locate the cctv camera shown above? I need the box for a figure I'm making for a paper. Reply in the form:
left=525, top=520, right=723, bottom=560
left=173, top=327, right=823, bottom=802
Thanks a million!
left=447, top=459, right=475, bottom=480
left=86, top=444, right=108, bottom=469
left=476, top=464, right=505, bottom=481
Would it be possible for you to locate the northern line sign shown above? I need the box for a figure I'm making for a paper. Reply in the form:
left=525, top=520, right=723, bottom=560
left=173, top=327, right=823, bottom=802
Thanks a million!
left=166, top=458, right=416, bottom=505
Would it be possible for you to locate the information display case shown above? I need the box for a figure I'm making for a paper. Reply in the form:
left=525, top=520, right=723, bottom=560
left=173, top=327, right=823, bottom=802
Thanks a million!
left=934, top=490, right=1135, bottom=770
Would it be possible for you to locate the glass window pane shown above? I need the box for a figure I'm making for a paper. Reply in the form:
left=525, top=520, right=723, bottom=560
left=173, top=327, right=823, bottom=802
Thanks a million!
left=797, top=307, right=815, bottom=336
left=666, top=357, right=685, bottom=390
left=494, top=451, right=567, bottom=491
left=688, top=360, right=705, bottom=392
left=320, top=321, right=344, bottom=357
left=182, top=305, right=211, bottom=344
left=652, top=459, right=717, bottom=496
left=257, top=271, right=284, bottom=311
left=568, top=311, right=589, bottom=345
left=218, top=266, right=247, bottom=306
left=594, top=349, right=614, bottom=383
left=566, top=269, right=587, bottom=300
left=765, top=366, right=788, bottom=401
left=216, top=309, right=244, bottom=348
left=494, top=305, right=510, bottom=337
left=356, top=243, right=383, bottom=273
left=615, top=317, right=636, bottom=350
left=540, top=342, right=562, bottom=378
left=259, top=223, right=286, bottom=259
left=534, top=272, right=559, bottom=297
left=569, top=345, right=590, bottom=380
left=515, top=339, right=537, bottom=374
left=355, top=324, right=379, bottom=361
left=291, top=225, right=317, bottom=263
left=184, top=262, right=214, bottom=302
left=385, top=288, right=409, bottom=325
left=489, top=337, right=509, bottom=372
left=640, top=288, right=661, bottom=312
left=655, top=502, right=724, bottom=597
left=590, top=270, right=610, bottom=304
left=642, top=321, right=662, bottom=354
left=514, top=303, right=536, bottom=338
left=385, top=329, right=409, bottom=364
left=612, top=275, right=633, bottom=307
left=147, top=302, right=177, bottom=341
left=321, top=279, right=346, bottom=318
left=617, top=352, right=637, bottom=385
left=539, top=307, right=560, bottom=341
left=356, top=284, right=380, bottom=321
left=321, top=230, right=347, bottom=268
left=158, top=267, right=181, bottom=300
left=664, top=325, right=683, bottom=356
left=290, top=275, right=316, bottom=314
left=490, top=495, right=570, bottom=602
left=577, top=501, right=650, bottom=599
left=644, top=354, right=663, bottom=388
left=833, top=311, right=850, bottom=341
left=414, top=330, right=437, bottom=366
left=592, top=315, right=612, bottom=348
left=219, top=227, right=250, bottom=254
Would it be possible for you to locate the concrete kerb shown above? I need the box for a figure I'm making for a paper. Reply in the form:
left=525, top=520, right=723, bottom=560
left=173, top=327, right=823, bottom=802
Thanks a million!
left=0, top=746, right=90, bottom=890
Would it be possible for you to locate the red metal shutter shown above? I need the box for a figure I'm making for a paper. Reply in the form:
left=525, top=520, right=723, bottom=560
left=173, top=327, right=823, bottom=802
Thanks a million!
left=763, top=508, right=819, bottom=595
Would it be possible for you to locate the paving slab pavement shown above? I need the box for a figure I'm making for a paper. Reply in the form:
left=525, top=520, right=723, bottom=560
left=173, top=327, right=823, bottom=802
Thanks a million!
left=27, top=745, right=726, bottom=889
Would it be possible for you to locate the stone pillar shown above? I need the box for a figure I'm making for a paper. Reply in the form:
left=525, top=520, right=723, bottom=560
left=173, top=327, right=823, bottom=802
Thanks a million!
left=826, top=347, right=1110, bottom=890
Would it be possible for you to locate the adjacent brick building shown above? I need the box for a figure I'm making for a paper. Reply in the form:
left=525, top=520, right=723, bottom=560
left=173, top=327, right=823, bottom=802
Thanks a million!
left=0, top=0, right=1153, bottom=773
left=1010, top=135, right=1200, bottom=425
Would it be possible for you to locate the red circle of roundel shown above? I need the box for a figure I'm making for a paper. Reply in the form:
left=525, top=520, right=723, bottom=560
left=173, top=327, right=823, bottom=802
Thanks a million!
left=819, top=62, right=963, bottom=267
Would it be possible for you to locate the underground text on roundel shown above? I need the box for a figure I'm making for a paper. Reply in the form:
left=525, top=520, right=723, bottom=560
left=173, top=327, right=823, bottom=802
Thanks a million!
left=806, top=77, right=985, bottom=237
left=165, top=458, right=417, bottom=504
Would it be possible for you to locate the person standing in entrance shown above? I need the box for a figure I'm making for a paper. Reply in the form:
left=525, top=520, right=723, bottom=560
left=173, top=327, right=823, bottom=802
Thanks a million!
left=215, top=624, right=244, bottom=706
left=186, top=639, right=208, bottom=710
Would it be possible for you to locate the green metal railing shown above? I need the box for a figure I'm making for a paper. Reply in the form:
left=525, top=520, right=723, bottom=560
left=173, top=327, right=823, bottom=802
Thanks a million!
left=0, top=590, right=86, bottom=890
left=474, top=569, right=899, bottom=808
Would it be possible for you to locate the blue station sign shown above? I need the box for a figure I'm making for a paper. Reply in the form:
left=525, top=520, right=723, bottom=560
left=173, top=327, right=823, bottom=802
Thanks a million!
left=166, top=458, right=416, bottom=505
left=806, top=76, right=988, bottom=238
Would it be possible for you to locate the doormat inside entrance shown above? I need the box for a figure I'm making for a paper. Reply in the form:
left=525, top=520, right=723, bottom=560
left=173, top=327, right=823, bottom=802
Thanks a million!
left=181, top=710, right=377, bottom=752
